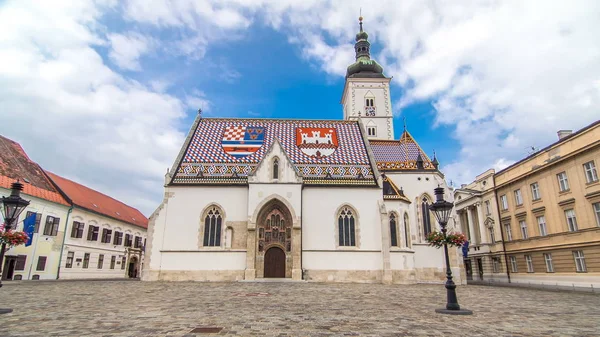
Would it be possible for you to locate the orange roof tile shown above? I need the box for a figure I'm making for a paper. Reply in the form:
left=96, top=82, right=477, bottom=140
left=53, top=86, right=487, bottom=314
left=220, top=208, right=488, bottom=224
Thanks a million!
left=0, top=135, right=69, bottom=206
left=45, top=172, right=148, bottom=229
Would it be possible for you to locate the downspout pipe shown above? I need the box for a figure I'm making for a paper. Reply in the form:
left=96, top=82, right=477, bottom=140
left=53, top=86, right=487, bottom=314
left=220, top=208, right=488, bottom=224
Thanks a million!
left=56, top=205, right=73, bottom=279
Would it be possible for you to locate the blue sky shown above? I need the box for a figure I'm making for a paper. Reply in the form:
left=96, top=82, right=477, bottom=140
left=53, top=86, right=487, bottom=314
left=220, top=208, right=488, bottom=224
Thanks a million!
left=1, top=1, right=599, bottom=215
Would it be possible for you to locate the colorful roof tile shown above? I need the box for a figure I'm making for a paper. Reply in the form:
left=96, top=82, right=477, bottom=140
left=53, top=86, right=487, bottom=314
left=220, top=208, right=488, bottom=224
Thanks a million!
left=172, top=117, right=377, bottom=186
left=0, top=135, right=69, bottom=206
left=382, top=174, right=410, bottom=202
left=46, top=172, right=148, bottom=229
left=369, top=130, right=436, bottom=171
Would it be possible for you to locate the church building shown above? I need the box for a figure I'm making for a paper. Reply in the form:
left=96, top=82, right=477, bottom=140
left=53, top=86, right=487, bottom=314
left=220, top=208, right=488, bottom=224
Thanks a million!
left=143, top=18, right=463, bottom=284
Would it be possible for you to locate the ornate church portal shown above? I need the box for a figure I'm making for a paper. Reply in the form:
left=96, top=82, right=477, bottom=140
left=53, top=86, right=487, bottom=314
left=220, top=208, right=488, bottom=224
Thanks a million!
left=255, top=200, right=294, bottom=278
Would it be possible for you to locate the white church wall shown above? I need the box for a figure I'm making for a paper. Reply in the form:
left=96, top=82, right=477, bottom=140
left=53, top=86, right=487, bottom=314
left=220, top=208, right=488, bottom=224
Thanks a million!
left=161, top=186, right=248, bottom=251
left=342, top=78, right=394, bottom=140
left=302, top=187, right=384, bottom=282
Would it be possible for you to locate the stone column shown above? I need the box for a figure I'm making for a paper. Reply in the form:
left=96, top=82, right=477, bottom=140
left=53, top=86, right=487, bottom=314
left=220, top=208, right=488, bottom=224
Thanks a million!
left=244, top=223, right=256, bottom=280
left=476, top=202, right=485, bottom=244
left=291, top=225, right=302, bottom=280
left=466, top=206, right=477, bottom=245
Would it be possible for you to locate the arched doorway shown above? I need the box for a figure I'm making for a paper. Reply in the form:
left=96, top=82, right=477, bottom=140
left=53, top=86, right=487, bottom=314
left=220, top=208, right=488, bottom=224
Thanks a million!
left=264, top=247, right=286, bottom=278
left=255, top=199, right=293, bottom=278
left=128, top=256, right=138, bottom=278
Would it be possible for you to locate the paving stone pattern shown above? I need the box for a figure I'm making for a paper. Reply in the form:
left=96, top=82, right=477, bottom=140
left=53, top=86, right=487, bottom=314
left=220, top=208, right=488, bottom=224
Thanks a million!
left=0, top=281, right=599, bottom=336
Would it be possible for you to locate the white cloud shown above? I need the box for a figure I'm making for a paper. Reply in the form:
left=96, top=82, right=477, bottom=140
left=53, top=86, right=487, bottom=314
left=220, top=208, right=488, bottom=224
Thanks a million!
left=0, top=0, right=191, bottom=215
left=108, top=32, right=155, bottom=70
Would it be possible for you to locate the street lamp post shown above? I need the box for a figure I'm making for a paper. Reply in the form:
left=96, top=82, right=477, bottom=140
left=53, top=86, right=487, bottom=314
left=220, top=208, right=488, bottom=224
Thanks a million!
left=428, top=187, right=473, bottom=315
left=0, top=181, right=31, bottom=314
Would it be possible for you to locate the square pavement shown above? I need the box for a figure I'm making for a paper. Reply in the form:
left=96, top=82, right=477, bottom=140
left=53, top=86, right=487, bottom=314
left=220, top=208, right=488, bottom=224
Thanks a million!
left=0, top=281, right=599, bottom=336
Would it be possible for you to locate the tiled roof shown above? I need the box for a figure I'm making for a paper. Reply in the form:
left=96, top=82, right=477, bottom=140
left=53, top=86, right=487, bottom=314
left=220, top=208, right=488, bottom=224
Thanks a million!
left=0, top=135, right=69, bottom=206
left=382, top=174, right=411, bottom=202
left=369, top=130, right=435, bottom=171
left=45, top=172, right=148, bottom=229
left=172, top=117, right=377, bottom=186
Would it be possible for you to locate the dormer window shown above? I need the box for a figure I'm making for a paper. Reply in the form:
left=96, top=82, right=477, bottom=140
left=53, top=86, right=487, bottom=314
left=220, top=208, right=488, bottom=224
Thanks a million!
left=273, top=158, right=279, bottom=180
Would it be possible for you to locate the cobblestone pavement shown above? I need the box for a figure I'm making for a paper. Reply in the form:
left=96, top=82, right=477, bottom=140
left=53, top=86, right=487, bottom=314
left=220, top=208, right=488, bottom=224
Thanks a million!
left=0, top=281, right=599, bottom=337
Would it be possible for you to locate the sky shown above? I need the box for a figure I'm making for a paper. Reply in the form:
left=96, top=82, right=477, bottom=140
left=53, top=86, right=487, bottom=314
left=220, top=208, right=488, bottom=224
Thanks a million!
left=1, top=0, right=599, bottom=216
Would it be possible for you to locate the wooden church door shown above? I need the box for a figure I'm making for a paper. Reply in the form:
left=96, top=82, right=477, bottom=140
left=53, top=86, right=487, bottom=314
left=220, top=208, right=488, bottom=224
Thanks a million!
left=264, top=247, right=285, bottom=278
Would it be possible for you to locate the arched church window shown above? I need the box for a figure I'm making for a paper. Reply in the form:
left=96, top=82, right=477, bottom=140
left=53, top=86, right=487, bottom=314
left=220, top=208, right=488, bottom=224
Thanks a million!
left=273, top=158, right=279, bottom=180
left=404, top=213, right=411, bottom=248
left=338, top=206, right=356, bottom=246
left=390, top=213, right=398, bottom=247
left=421, top=197, right=432, bottom=237
left=203, top=206, right=223, bottom=247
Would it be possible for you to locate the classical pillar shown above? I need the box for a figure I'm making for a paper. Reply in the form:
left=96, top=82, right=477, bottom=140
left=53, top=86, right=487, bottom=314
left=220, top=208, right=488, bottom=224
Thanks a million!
left=244, top=224, right=256, bottom=280
left=466, top=206, right=477, bottom=245
left=475, top=202, right=485, bottom=244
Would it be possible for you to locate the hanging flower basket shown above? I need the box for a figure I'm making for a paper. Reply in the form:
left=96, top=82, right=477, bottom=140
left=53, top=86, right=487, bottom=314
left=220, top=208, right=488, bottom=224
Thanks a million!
left=426, top=231, right=467, bottom=249
left=0, top=229, right=29, bottom=247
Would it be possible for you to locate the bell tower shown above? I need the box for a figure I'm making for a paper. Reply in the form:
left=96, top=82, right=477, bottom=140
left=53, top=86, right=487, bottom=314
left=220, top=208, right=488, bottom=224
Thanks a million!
left=341, top=16, right=394, bottom=140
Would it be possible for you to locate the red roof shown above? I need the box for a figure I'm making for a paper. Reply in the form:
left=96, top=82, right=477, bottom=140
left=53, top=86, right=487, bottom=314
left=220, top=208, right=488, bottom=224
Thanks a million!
left=45, top=172, right=148, bottom=229
left=0, top=136, right=69, bottom=206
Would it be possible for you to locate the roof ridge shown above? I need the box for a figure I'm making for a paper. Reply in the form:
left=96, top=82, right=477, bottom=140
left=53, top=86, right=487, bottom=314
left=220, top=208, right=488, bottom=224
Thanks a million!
left=201, top=117, right=359, bottom=123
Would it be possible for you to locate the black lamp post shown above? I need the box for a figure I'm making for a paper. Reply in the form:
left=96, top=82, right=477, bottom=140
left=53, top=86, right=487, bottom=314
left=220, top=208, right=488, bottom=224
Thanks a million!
left=0, top=181, right=31, bottom=314
left=429, top=187, right=472, bottom=315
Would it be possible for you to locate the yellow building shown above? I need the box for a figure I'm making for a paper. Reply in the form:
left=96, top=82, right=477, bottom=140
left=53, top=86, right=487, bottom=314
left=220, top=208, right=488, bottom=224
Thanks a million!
left=494, top=121, right=600, bottom=287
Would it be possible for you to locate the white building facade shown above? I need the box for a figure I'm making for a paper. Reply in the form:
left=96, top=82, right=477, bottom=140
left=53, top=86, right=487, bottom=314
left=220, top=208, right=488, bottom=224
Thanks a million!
left=143, top=18, right=463, bottom=284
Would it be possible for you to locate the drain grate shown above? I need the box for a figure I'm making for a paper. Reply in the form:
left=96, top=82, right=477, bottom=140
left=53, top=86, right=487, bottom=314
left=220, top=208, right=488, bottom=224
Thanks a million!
left=190, top=327, right=223, bottom=333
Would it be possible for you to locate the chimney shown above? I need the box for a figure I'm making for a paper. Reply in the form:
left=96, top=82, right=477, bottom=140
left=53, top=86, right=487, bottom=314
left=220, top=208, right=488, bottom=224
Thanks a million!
left=557, top=130, right=572, bottom=140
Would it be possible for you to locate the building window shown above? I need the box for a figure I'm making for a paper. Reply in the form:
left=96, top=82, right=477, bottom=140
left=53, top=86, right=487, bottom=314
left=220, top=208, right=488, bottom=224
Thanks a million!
left=389, top=213, right=398, bottom=247
left=71, top=221, right=85, bottom=238
left=83, top=253, right=90, bottom=269
left=110, top=256, right=116, bottom=269
left=365, top=98, right=374, bottom=107
left=543, top=253, right=554, bottom=273
left=97, top=254, right=104, bottom=269
left=492, top=257, right=500, bottom=273
left=504, top=223, right=512, bottom=241
left=36, top=256, right=47, bottom=271
left=113, top=231, right=123, bottom=245
left=565, top=209, right=578, bottom=231
left=489, top=227, right=495, bottom=244
left=43, top=216, right=60, bottom=236
left=519, top=220, right=528, bottom=239
left=338, top=206, right=356, bottom=246
left=272, top=158, right=279, bottom=180
left=484, top=200, right=491, bottom=215
left=15, top=255, right=27, bottom=271
left=124, top=234, right=133, bottom=247
left=134, top=236, right=143, bottom=249
left=514, top=189, right=523, bottom=206
left=367, top=126, right=376, bottom=137
left=101, top=229, right=112, bottom=243
left=536, top=216, right=547, bottom=236
left=203, top=207, right=223, bottom=247
left=403, top=213, right=411, bottom=248
left=583, top=161, right=598, bottom=183
left=510, top=256, right=518, bottom=273
left=573, top=250, right=587, bottom=272
left=530, top=182, right=541, bottom=200
left=25, top=211, right=42, bottom=233
left=500, top=195, right=508, bottom=210
left=121, top=256, right=126, bottom=270
left=594, top=202, right=600, bottom=227
left=87, top=225, right=99, bottom=241
left=557, top=171, right=569, bottom=192
left=525, top=255, right=534, bottom=273
left=421, top=197, right=432, bottom=237
left=65, top=251, right=74, bottom=268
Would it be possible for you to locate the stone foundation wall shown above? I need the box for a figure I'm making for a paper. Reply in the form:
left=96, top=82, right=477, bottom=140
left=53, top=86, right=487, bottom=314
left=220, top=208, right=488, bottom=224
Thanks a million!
left=391, top=270, right=417, bottom=284
left=143, top=270, right=245, bottom=282
left=414, top=267, right=447, bottom=283
left=304, top=270, right=382, bottom=283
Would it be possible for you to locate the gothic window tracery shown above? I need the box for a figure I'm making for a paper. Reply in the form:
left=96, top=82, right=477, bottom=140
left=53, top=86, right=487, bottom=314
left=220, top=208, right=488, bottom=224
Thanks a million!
left=390, top=212, right=398, bottom=247
left=421, top=196, right=433, bottom=238
left=273, top=158, right=279, bottom=180
left=203, top=206, right=222, bottom=247
left=338, top=206, right=356, bottom=246
left=258, top=208, right=290, bottom=253
left=404, top=213, right=411, bottom=248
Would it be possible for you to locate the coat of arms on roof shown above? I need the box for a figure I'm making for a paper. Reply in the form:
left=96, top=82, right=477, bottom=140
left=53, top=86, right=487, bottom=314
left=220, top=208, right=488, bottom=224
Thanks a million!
left=296, top=128, right=338, bottom=159
left=221, top=126, right=265, bottom=158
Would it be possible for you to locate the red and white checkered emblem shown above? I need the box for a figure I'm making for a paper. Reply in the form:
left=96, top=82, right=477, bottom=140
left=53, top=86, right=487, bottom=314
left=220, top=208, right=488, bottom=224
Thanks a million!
left=223, top=126, right=246, bottom=141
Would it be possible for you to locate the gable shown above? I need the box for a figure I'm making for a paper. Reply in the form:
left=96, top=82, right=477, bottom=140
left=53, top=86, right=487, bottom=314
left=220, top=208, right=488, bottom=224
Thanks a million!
left=171, top=118, right=377, bottom=186
left=369, top=130, right=435, bottom=171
